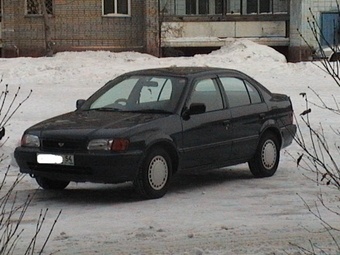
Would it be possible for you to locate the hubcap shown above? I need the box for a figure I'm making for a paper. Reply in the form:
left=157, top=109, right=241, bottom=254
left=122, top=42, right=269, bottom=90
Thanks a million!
left=148, top=155, right=168, bottom=190
left=261, top=140, right=277, bottom=170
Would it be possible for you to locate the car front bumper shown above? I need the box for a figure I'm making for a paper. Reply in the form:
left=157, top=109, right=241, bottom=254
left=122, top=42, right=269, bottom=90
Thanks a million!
left=14, top=147, right=144, bottom=184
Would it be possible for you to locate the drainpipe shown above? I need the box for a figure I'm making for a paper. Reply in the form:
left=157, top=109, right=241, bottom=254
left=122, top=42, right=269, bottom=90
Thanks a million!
left=158, top=0, right=161, bottom=57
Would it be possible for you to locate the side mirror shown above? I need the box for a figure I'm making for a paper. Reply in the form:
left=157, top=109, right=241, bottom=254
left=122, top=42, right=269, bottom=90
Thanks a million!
left=182, top=103, right=206, bottom=120
left=76, top=99, right=86, bottom=109
left=188, top=103, right=206, bottom=115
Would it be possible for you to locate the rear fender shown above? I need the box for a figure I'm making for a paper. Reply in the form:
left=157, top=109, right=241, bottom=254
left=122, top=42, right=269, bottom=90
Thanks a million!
left=259, top=120, right=282, bottom=148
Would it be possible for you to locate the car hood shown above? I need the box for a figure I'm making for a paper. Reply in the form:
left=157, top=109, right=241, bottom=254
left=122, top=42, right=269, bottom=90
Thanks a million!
left=28, top=110, right=168, bottom=139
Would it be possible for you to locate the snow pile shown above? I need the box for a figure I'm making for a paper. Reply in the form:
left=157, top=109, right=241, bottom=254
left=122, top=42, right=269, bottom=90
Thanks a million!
left=0, top=39, right=339, bottom=254
left=209, top=39, right=287, bottom=63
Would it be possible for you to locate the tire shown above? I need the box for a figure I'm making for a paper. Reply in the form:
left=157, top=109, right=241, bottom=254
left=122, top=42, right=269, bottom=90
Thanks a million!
left=248, top=132, right=280, bottom=178
left=134, top=147, right=172, bottom=199
left=35, top=176, right=70, bottom=190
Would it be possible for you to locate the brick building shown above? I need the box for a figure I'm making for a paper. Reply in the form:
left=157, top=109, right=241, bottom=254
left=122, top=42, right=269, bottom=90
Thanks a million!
left=0, top=0, right=339, bottom=61
left=0, top=0, right=152, bottom=57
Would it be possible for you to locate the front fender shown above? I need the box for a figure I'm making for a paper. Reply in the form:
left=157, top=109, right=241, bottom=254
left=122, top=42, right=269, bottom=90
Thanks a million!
left=141, top=131, right=180, bottom=174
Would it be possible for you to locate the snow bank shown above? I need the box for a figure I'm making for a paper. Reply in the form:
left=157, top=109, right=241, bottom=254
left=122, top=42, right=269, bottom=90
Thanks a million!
left=1, top=39, right=339, bottom=255
left=209, top=39, right=287, bottom=63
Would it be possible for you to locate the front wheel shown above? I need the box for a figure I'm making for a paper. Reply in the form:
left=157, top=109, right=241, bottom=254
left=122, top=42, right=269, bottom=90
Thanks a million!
left=248, top=132, right=280, bottom=178
left=134, top=147, right=172, bottom=199
left=35, top=176, right=70, bottom=190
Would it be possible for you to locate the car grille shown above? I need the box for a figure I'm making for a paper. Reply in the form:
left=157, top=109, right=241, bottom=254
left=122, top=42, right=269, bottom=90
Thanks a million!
left=42, top=139, right=84, bottom=151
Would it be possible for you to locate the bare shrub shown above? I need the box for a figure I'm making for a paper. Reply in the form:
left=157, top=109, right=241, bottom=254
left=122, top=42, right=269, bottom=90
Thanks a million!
left=0, top=82, right=60, bottom=254
left=292, top=4, right=340, bottom=254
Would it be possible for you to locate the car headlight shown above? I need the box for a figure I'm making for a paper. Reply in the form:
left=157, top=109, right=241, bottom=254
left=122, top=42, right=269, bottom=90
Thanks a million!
left=87, top=139, right=129, bottom=151
left=21, top=134, right=40, bottom=147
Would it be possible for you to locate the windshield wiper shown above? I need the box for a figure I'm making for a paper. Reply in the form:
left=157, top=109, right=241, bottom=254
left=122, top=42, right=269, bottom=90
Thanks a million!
left=130, top=109, right=173, bottom=114
left=88, top=107, right=122, bottom=112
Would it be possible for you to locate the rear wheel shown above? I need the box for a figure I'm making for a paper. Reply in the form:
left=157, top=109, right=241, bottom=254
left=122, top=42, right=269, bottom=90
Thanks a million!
left=35, top=176, right=70, bottom=190
left=134, top=147, right=172, bottom=199
left=248, top=132, right=280, bottom=178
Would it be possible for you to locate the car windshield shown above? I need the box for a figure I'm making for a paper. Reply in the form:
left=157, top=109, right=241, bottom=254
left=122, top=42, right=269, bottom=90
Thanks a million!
left=84, top=75, right=187, bottom=113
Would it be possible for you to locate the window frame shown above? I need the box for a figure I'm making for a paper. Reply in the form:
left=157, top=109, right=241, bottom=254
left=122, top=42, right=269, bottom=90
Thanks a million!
left=25, top=0, right=53, bottom=16
left=102, top=0, right=131, bottom=17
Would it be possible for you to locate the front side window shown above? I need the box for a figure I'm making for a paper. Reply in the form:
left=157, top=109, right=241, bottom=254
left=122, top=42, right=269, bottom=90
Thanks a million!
left=103, top=0, right=131, bottom=16
left=189, top=78, right=223, bottom=112
left=26, top=0, right=53, bottom=15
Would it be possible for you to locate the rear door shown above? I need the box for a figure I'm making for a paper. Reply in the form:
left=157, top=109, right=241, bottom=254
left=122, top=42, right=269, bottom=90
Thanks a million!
left=181, top=76, right=232, bottom=169
left=219, top=76, right=268, bottom=161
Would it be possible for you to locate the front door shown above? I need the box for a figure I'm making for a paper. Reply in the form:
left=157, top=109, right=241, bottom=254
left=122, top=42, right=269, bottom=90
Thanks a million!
left=181, top=77, right=232, bottom=169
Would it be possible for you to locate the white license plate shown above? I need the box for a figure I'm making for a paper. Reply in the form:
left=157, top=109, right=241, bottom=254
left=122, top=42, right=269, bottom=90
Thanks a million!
left=37, top=154, right=74, bottom=166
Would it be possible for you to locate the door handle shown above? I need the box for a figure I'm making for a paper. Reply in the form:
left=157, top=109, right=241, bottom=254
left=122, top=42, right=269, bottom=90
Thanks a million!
left=223, top=120, right=230, bottom=130
left=259, top=113, right=266, bottom=119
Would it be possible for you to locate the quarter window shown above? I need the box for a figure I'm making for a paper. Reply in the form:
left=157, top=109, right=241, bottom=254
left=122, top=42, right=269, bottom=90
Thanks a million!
left=103, top=0, right=130, bottom=16
left=189, top=79, right=223, bottom=112
left=26, top=0, right=53, bottom=15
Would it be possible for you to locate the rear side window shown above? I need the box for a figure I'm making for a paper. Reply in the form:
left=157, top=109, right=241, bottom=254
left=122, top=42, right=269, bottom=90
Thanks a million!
left=220, top=77, right=261, bottom=108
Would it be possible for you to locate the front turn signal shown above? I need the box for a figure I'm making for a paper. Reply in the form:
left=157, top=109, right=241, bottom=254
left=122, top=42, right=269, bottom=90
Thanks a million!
left=110, top=139, right=130, bottom=151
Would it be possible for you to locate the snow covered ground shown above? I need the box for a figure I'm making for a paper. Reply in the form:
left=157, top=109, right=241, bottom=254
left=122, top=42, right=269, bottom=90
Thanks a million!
left=0, top=39, right=340, bottom=254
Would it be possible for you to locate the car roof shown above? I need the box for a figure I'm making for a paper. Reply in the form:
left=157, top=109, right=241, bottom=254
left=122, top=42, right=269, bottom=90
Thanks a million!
left=123, top=66, right=244, bottom=77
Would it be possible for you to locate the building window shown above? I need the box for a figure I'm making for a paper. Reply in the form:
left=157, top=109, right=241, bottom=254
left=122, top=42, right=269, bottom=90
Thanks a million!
left=186, top=0, right=209, bottom=15
left=26, top=0, right=53, bottom=15
left=160, top=0, right=288, bottom=16
left=247, top=0, right=270, bottom=14
left=103, top=0, right=131, bottom=16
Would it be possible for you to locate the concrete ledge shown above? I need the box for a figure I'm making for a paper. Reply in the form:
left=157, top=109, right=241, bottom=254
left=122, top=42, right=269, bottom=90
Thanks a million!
left=161, top=37, right=290, bottom=48
left=65, top=46, right=144, bottom=51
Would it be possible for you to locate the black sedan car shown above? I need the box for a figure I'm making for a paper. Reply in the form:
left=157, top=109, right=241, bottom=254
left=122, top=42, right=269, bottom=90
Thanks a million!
left=15, top=67, right=296, bottom=199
